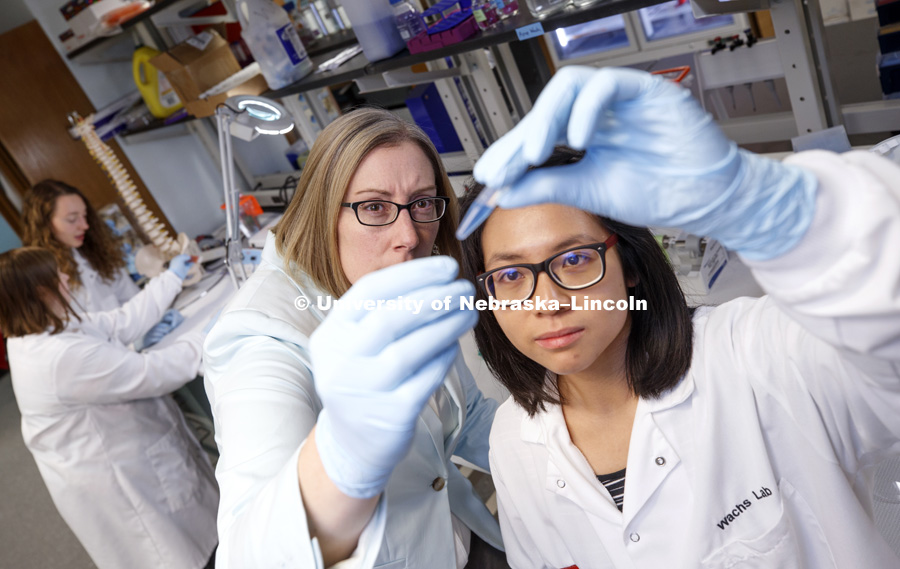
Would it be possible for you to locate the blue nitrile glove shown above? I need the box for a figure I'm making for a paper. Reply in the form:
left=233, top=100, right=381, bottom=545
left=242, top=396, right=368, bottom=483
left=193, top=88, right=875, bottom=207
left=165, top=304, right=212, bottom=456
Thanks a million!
left=167, top=254, right=195, bottom=281
left=142, top=309, right=185, bottom=348
left=474, top=66, right=818, bottom=261
left=311, top=257, right=477, bottom=499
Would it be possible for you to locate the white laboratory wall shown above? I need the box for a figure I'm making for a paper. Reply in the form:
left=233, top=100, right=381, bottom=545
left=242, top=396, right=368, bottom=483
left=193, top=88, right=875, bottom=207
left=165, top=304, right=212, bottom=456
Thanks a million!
left=19, top=0, right=227, bottom=238
left=0, top=172, right=23, bottom=254
left=0, top=0, right=32, bottom=35
left=0, top=217, right=21, bottom=254
left=232, top=134, right=294, bottom=177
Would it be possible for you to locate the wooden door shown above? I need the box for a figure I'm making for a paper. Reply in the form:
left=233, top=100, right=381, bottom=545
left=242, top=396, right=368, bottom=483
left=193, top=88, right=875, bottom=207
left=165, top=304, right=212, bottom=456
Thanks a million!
left=0, top=20, right=173, bottom=237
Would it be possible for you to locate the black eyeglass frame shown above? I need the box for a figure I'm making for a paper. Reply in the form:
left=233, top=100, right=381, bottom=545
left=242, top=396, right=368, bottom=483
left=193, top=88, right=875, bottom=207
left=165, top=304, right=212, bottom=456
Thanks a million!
left=476, top=234, right=619, bottom=301
left=340, top=196, right=451, bottom=227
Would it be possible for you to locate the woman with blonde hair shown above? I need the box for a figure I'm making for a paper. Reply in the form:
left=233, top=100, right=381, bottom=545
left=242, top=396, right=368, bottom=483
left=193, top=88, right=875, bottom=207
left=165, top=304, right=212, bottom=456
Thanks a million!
left=0, top=247, right=218, bottom=569
left=204, top=107, right=507, bottom=568
left=22, top=179, right=139, bottom=312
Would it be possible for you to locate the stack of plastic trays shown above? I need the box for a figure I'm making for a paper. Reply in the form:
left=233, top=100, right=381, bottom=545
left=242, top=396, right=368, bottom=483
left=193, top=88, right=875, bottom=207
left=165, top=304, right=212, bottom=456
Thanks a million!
left=407, top=0, right=479, bottom=54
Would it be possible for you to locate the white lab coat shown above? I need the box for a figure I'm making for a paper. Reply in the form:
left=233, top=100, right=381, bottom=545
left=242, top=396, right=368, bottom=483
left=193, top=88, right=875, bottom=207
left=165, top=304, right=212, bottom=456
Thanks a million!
left=70, top=248, right=140, bottom=312
left=8, top=270, right=219, bottom=569
left=203, top=233, right=502, bottom=569
left=489, top=150, right=900, bottom=569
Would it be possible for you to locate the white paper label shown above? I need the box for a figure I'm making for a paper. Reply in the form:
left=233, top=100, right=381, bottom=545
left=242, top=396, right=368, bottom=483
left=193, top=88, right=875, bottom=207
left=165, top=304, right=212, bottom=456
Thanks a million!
left=158, top=74, right=181, bottom=108
left=186, top=31, right=214, bottom=51
left=700, top=239, right=728, bottom=291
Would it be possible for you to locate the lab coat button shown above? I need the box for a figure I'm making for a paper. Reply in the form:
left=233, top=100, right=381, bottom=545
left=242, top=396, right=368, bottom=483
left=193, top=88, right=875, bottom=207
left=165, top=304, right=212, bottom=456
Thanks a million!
left=655, top=456, right=666, bottom=466
left=629, top=533, right=640, bottom=543
left=556, top=479, right=566, bottom=488
left=432, top=477, right=446, bottom=491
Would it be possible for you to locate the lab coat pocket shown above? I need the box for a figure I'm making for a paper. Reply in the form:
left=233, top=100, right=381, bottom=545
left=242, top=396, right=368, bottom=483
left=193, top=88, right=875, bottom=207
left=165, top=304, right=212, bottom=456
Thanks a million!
left=374, top=559, right=406, bottom=569
left=700, top=497, right=793, bottom=568
left=700, top=478, right=835, bottom=569
left=147, top=425, right=201, bottom=512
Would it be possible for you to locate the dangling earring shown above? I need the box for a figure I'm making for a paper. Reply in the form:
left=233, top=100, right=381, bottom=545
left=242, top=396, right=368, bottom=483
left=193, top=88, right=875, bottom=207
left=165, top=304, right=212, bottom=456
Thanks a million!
left=432, top=243, right=440, bottom=256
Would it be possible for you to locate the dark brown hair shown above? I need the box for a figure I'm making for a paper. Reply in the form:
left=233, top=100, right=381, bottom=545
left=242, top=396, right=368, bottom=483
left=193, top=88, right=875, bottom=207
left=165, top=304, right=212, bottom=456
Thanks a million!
left=460, top=148, right=694, bottom=416
left=273, top=107, right=461, bottom=298
left=0, top=247, right=80, bottom=337
left=22, top=180, right=126, bottom=290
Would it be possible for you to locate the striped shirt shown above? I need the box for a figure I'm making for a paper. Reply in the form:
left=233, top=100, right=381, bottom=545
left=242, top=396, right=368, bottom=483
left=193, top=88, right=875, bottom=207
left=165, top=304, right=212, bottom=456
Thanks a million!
left=597, top=468, right=626, bottom=512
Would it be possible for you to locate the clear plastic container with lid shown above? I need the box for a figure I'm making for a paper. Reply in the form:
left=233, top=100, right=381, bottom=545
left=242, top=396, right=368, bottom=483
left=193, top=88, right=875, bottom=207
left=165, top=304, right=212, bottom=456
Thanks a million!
left=523, top=0, right=567, bottom=19
left=236, top=0, right=314, bottom=89
left=390, top=0, right=427, bottom=41
left=340, top=0, right=406, bottom=62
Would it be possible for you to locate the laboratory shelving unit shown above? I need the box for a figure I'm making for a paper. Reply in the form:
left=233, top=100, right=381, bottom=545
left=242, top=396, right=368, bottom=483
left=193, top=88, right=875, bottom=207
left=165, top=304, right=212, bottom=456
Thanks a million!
left=70, top=0, right=900, bottom=174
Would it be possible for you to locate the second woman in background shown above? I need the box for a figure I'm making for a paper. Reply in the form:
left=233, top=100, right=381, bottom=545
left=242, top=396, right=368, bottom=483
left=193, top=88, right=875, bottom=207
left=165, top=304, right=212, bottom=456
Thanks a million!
left=0, top=249, right=218, bottom=569
left=22, top=179, right=139, bottom=311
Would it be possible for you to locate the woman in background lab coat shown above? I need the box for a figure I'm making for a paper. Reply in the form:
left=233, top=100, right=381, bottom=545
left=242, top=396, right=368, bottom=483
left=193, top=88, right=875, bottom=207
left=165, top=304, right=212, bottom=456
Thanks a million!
left=22, top=179, right=139, bottom=312
left=0, top=248, right=218, bottom=569
left=461, top=67, right=900, bottom=568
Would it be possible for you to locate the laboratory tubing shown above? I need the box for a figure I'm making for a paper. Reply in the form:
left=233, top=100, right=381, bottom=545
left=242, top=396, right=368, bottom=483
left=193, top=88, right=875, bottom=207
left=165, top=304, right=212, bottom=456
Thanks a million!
left=237, top=0, right=314, bottom=90
left=391, top=0, right=427, bottom=41
left=523, top=0, right=568, bottom=19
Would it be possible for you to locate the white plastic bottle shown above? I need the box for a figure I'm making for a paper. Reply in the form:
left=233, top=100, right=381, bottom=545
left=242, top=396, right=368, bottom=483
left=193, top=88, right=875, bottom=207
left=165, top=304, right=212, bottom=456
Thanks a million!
left=390, top=0, right=426, bottom=42
left=237, top=0, right=315, bottom=89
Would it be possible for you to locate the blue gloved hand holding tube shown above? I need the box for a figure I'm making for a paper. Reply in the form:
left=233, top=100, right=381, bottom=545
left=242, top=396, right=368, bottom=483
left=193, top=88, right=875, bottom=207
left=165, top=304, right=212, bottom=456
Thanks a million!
left=142, top=309, right=185, bottom=349
left=167, top=254, right=195, bottom=281
left=472, top=66, right=818, bottom=261
left=311, top=257, right=477, bottom=499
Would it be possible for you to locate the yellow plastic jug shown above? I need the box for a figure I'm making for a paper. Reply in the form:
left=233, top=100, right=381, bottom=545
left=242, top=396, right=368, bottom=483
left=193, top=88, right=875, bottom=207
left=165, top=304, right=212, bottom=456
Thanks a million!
left=132, top=46, right=183, bottom=119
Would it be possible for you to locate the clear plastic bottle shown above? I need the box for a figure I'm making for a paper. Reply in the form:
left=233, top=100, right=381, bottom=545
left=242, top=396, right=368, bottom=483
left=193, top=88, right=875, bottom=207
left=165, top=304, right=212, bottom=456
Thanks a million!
left=472, top=0, right=499, bottom=30
left=390, top=0, right=427, bottom=42
left=281, top=1, right=317, bottom=47
left=236, top=0, right=315, bottom=89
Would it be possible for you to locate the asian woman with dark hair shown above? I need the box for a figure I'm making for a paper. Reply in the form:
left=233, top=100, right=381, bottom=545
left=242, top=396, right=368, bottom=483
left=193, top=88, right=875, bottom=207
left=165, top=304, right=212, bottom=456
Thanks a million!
left=460, top=67, right=900, bottom=568
left=461, top=148, right=694, bottom=417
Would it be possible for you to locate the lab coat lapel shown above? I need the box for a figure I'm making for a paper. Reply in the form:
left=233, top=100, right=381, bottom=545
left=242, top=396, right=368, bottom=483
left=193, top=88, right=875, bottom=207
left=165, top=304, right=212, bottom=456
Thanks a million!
left=420, top=366, right=465, bottom=461
left=420, top=395, right=447, bottom=460
left=442, top=362, right=465, bottom=443
left=538, top=404, right=621, bottom=523
left=621, top=398, right=681, bottom=527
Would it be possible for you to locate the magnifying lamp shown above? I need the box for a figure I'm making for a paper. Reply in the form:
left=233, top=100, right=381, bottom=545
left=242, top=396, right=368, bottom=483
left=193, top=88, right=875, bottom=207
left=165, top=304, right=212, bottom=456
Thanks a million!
left=216, top=95, right=294, bottom=288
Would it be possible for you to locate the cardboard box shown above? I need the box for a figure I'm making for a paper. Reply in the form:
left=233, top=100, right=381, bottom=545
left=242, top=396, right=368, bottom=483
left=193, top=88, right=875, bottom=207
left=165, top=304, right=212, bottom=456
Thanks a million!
left=149, top=30, right=268, bottom=118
